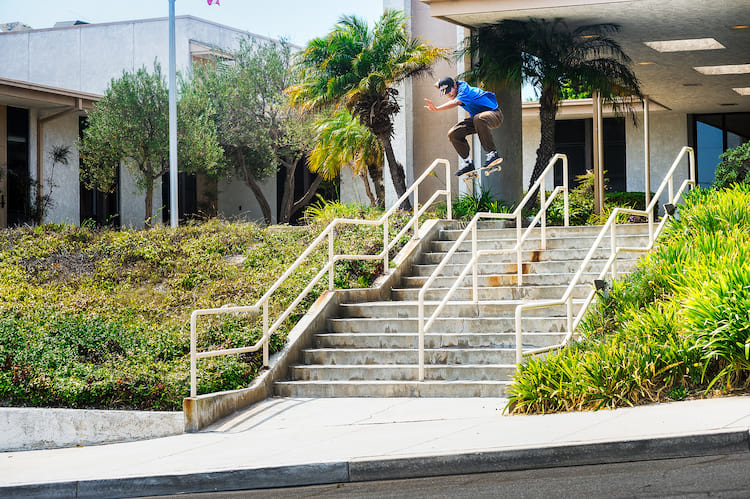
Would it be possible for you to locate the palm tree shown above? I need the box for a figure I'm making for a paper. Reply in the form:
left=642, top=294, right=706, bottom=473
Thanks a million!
left=309, top=110, right=385, bottom=208
left=463, top=18, right=642, bottom=189
left=287, top=9, right=448, bottom=209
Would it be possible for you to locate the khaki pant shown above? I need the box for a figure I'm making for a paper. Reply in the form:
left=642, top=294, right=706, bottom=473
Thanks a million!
left=448, top=108, right=504, bottom=159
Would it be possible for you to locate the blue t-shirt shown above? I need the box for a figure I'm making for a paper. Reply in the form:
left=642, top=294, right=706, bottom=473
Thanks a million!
left=456, top=81, right=498, bottom=117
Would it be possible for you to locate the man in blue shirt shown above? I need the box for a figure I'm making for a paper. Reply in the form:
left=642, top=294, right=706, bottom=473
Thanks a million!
left=424, top=77, right=504, bottom=176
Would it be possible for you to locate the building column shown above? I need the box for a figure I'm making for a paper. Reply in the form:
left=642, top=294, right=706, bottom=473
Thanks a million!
left=484, top=80, right=523, bottom=205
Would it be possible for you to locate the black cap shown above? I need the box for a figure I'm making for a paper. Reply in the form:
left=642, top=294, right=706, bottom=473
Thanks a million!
left=437, top=77, right=455, bottom=95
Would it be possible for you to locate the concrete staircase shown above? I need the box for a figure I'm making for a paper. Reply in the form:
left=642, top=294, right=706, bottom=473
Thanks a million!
left=275, top=222, right=650, bottom=398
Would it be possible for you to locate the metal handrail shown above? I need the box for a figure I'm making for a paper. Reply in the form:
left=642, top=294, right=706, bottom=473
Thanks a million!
left=189, top=158, right=453, bottom=397
left=513, top=146, right=696, bottom=363
left=417, top=154, right=569, bottom=381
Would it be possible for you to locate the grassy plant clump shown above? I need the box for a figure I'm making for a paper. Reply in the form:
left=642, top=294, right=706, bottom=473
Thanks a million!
left=0, top=217, right=412, bottom=410
left=508, top=185, right=750, bottom=414
left=434, top=188, right=512, bottom=221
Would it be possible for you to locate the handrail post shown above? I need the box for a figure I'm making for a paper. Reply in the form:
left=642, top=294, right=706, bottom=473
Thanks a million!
left=514, top=308, right=523, bottom=364
left=414, top=185, right=419, bottom=238
left=566, top=295, right=573, bottom=337
left=418, top=299, right=425, bottom=381
left=383, top=218, right=389, bottom=273
left=540, top=182, right=547, bottom=250
left=190, top=312, right=197, bottom=398
left=689, top=147, right=697, bottom=189
left=328, top=227, right=335, bottom=290
left=610, top=218, right=617, bottom=281
left=516, top=213, right=523, bottom=286
left=262, top=300, right=269, bottom=367
left=445, top=160, right=453, bottom=220
left=563, top=155, right=570, bottom=227
left=472, top=220, right=478, bottom=303
left=668, top=177, right=674, bottom=204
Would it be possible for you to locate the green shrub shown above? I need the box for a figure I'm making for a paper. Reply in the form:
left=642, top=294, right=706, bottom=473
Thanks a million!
left=435, top=188, right=511, bottom=220
left=303, top=195, right=381, bottom=225
left=0, top=217, right=417, bottom=409
left=508, top=185, right=750, bottom=414
left=713, top=142, right=750, bottom=190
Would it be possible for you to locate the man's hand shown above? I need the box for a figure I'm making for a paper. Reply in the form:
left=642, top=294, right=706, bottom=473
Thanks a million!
left=424, top=98, right=438, bottom=112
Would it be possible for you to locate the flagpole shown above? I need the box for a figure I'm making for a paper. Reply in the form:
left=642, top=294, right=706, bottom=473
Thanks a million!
left=168, top=0, right=179, bottom=228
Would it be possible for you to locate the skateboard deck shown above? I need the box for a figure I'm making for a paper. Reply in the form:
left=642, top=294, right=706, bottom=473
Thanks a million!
left=459, top=158, right=503, bottom=181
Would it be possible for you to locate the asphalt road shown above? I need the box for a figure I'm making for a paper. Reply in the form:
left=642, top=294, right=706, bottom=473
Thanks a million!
left=156, top=453, right=750, bottom=498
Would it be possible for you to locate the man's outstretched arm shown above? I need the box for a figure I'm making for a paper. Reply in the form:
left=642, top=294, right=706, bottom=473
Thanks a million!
left=424, top=98, right=460, bottom=112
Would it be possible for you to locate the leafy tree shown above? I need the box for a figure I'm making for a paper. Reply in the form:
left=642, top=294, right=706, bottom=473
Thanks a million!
left=287, top=10, right=447, bottom=209
left=463, top=18, right=641, bottom=189
left=190, top=38, right=321, bottom=225
left=79, top=62, right=224, bottom=228
left=713, top=141, right=750, bottom=189
left=309, top=110, right=385, bottom=207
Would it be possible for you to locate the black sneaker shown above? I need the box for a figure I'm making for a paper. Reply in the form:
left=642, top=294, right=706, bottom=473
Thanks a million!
left=483, top=150, right=502, bottom=169
left=455, top=160, right=474, bottom=176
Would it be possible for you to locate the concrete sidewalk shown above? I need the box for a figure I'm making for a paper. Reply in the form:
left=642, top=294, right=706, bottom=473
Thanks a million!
left=2, top=396, right=750, bottom=497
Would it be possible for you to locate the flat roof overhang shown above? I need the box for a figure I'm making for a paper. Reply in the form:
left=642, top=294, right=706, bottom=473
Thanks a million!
left=421, top=0, right=750, bottom=114
left=0, top=77, right=100, bottom=112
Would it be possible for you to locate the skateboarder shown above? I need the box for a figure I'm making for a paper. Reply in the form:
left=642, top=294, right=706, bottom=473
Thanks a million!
left=424, top=77, right=504, bottom=176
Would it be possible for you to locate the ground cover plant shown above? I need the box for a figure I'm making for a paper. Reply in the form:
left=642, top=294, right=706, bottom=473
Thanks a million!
left=0, top=214, right=412, bottom=410
left=508, top=185, right=750, bottom=414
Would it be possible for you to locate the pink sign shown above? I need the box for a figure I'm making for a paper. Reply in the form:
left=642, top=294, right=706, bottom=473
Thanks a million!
left=207, top=0, right=219, bottom=5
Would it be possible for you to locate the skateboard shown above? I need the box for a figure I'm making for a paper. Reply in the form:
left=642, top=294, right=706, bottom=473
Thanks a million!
left=459, top=158, right=503, bottom=182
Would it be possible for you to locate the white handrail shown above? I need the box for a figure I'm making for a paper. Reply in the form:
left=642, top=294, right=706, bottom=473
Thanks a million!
left=189, top=158, right=453, bottom=397
left=417, top=154, right=569, bottom=381
left=513, top=146, right=696, bottom=364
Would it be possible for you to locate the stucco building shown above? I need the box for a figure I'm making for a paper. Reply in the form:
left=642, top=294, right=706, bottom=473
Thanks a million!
left=0, top=15, right=279, bottom=228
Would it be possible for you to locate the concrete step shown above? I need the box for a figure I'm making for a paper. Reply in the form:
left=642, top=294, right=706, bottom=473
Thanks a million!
left=274, top=380, right=511, bottom=397
left=430, top=234, right=650, bottom=252
left=340, top=300, right=586, bottom=319
left=401, top=271, right=629, bottom=288
left=391, top=284, right=591, bottom=301
left=409, top=258, right=637, bottom=277
left=438, top=223, right=651, bottom=241
left=328, top=317, right=569, bottom=334
left=303, top=348, right=520, bottom=365
left=419, top=246, right=643, bottom=265
left=314, top=332, right=565, bottom=349
left=290, top=364, right=517, bottom=381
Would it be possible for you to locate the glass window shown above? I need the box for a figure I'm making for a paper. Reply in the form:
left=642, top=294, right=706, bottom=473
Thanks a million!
left=693, top=113, right=750, bottom=187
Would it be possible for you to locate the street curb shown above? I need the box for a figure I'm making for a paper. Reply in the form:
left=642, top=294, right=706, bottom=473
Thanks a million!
left=3, top=429, right=748, bottom=498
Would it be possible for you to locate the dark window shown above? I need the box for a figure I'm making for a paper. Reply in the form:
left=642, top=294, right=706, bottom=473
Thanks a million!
left=161, top=172, right=198, bottom=224
left=7, top=106, right=30, bottom=227
left=553, top=117, right=626, bottom=191
left=79, top=116, right=120, bottom=227
left=691, top=113, right=750, bottom=188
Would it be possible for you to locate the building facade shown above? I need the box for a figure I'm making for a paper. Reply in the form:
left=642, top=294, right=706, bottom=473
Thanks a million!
left=0, top=15, right=279, bottom=228
left=377, top=0, right=749, bottom=210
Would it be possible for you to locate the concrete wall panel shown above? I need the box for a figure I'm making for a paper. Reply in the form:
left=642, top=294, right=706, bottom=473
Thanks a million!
left=0, top=33, right=30, bottom=81
left=80, top=24, right=135, bottom=94
left=28, top=29, right=81, bottom=90
left=218, top=174, right=277, bottom=225
left=43, top=112, right=81, bottom=225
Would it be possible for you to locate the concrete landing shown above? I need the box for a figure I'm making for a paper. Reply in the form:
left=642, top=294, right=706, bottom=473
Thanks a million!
left=2, top=396, right=750, bottom=497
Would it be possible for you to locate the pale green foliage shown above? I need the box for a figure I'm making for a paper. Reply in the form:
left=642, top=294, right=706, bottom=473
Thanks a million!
left=191, top=38, right=319, bottom=223
left=79, top=62, right=224, bottom=226
left=309, top=110, right=382, bottom=181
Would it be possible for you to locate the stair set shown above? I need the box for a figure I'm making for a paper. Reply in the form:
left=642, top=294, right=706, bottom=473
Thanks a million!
left=275, top=222, right=651, bottom=397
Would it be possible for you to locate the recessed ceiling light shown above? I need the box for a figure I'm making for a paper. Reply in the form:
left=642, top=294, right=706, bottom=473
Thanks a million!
left=682, top=83, right=702, bottom=87
left=637, top=61, right=656, bottom=65
left=733, top=88, right=750, bottom=96
left=720, top=103, right=738, bottom=106
left=729, top=25, right=749, bottom=30
left=694, top=64, right=750, bottom=75
left=645, top=38, right=725, bottom=52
